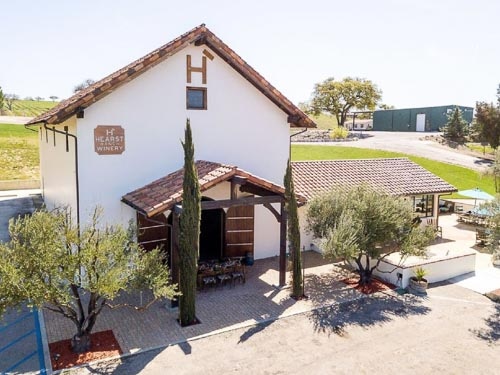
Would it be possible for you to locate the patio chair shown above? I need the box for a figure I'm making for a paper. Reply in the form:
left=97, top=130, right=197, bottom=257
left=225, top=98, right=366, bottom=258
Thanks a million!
left=231, top=263, right=246, bottom=286
left=216, top=266, right=233, bottom=288
left=199, top=270, right=217, bottom=290
left=426, top=218, right=442, bottom=238
left=476, top=229, right=488, bottom=246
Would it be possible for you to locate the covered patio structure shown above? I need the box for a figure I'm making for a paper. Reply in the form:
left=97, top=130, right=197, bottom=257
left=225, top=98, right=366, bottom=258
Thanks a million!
left=122, top=160, right=305, bottom=288
left=291, top=157, right=458, bottom=250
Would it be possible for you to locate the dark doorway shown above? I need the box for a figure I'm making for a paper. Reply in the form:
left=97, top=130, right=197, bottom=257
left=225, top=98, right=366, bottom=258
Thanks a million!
left=199, top=197, right=225, bottom=261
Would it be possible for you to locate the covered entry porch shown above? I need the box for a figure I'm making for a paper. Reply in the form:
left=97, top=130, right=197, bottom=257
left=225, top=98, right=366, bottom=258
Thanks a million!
left=122, top=160, right=305, bottom=287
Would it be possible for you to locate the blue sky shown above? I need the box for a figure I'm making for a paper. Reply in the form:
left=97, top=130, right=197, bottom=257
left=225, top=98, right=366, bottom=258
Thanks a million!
left=1, top=0, right=499, bottom=108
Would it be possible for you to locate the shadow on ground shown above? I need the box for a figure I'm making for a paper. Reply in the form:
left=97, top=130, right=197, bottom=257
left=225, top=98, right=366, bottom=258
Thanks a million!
left=308, top=291, right=431, bottom=337
left=472, top=302, right=500, bottom=344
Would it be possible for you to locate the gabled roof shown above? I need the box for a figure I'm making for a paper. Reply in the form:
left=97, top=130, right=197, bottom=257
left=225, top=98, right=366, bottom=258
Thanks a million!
left=28, top=24, right=315, bottom=128
left=122, top=160, right=303, bottom=217
left=291, top=158, right=457, bottom=200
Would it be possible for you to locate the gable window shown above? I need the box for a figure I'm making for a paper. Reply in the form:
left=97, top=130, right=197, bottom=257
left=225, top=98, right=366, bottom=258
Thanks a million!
left=186, top=87, right=207, bottom=110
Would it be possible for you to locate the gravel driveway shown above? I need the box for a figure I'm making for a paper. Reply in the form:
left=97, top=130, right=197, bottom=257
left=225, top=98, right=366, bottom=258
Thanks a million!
left=295, top=131, right=493, bottom=171
left=71, top=283, right=499, bottom=375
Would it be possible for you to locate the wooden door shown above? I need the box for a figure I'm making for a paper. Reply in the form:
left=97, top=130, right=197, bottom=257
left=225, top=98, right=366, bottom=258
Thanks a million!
left=137, top=213, right=169, bottom=253
left=225, top=205, right=254, bottom=257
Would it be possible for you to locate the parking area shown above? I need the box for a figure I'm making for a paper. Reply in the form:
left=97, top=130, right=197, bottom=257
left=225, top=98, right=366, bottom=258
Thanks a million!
left=0, top=193, right=48, bottom=374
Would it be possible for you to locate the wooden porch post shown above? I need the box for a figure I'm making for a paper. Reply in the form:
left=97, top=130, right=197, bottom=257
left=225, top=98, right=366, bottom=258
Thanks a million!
left=171, top=211, right=180, bottom=307
left=279, top=199, right=287, bottom=287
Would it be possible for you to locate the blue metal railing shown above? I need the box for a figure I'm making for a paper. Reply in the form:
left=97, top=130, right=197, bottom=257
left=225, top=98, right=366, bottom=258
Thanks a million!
left=0, top=309, right=47, bottom=374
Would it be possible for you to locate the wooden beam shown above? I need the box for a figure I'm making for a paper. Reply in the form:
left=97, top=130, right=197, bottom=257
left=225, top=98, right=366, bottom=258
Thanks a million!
left=230, top=179, right=238, bottom=200
left=263, top=202, right=281, bottom=223
left=202, top=195, right=282, bottom=210
left=231, top=176, right=248, bottom=186
left=279, top=201, right=287, bottom=287
left=175, top=195, right=283, bottom=213
left=240, top=183, right=276, bottom=197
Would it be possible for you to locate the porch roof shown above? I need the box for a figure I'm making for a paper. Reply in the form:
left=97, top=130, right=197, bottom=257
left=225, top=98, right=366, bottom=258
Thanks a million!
left=291, top=158, right=457, bottom=200
left=122, top=160, right=303, bottom=217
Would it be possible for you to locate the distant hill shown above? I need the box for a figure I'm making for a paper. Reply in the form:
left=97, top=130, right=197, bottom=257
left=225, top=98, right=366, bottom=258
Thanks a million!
left=1, top=100, right=59, bottom=117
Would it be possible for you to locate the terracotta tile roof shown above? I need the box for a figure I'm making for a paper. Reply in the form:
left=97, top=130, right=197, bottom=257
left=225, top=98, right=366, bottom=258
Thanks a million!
left=28, top=24, right=314, bottom=128
left=122, top=160, right=299, bottom=217
left=291, top=158, right=457, bottom=200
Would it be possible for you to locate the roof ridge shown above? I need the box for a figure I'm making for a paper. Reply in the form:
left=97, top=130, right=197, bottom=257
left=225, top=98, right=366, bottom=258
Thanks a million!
left=28, top=25, right=314, bottom=128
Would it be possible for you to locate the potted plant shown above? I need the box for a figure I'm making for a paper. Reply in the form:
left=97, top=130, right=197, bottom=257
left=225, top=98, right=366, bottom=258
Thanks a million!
left=408, top=267, right=428, bottom=295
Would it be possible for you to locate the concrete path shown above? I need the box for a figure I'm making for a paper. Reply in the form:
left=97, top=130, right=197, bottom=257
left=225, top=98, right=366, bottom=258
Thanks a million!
left=0, top=115, right=33, bottom=125
left=449, top=266, right=500, bottom=294
left=295, top=131, right=493, bottom=171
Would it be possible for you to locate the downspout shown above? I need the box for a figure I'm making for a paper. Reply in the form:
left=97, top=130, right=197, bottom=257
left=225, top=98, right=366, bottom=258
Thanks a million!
left=40, top=123, right=80, bottom=228
left=289, top=127, right=308, bottom=159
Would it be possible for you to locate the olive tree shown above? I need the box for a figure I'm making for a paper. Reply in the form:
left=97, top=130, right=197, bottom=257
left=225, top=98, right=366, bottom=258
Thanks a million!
left=310, top=77, right=382, bottom=126
left=0, top=207, right=177, bottom=353
left=307, top=185, right=434, bottom=285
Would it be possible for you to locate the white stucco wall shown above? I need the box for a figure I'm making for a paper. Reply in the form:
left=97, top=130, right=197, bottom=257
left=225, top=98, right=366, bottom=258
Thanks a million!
left=39, top=118, right=77, bottom=214
left=71, top=42, right=289, bottom=246
left=298, top=206, right=317, bottom=251
left=374, top=254, right=476, bottom=288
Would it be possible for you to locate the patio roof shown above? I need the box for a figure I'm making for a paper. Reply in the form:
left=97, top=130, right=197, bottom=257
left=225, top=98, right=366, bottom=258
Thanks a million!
left=122, top=160, right=304, bottom=217
left=291, top=158, right=457, bottom=200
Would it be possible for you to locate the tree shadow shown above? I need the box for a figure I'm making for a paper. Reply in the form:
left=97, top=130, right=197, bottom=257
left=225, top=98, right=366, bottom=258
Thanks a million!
left=472, top=302, right=500, bottom=344
left=309, top=292, right=431, bottom=337
left=238, top=320, right=274, bottom=344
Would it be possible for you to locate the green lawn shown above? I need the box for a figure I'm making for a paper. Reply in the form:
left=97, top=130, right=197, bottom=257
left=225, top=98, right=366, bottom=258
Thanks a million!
left=291, top=144, right=495, bottom=198
left=466, top=143, right=495, bottom=156
left=0, top=123, right=39, bottom=180
left=2, top=100, right=58, bottom=117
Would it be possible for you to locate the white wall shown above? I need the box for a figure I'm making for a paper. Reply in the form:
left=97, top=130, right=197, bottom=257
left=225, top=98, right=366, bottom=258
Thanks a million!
left=254, top=204, right=280, bottom=259
left=39, top=118, right=77, bottom=214
left=75, top=43, right=290, bottom=231
left=374, top=254, right=476, bottom=288
left=298, top=206, right=317, bottom=251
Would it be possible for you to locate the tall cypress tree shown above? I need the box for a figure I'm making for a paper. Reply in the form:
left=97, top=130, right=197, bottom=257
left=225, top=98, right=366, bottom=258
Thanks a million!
left=179, top=119, right=201, bottom=326
left=284, top=159, right=303, bottom=298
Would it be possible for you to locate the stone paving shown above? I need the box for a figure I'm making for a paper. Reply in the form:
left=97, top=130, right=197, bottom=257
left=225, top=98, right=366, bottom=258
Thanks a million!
left=43, top=252, right=364, bottom=354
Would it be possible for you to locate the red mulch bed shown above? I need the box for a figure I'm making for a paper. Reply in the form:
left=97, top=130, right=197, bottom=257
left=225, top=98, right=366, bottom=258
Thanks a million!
left=49, top=330, right=122, bottom=371
left=342, top=277, right=396, bottom=294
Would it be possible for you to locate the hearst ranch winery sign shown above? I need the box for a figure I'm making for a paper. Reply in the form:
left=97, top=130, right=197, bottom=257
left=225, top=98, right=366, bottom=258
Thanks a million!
left=94, top=126, right=125, bottom=155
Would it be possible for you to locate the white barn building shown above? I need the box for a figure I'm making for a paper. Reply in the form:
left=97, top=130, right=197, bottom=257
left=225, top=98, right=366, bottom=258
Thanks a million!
left=27, top=24, right=315, bottom=286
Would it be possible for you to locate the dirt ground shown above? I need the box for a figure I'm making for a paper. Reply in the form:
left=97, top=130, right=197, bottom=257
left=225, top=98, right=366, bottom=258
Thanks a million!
left=72, top=282, right=499, bottom=375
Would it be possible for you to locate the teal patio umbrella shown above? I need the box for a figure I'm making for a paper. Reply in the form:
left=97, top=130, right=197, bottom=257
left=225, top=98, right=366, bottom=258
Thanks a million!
left=457, top=188, right=494, bottom=207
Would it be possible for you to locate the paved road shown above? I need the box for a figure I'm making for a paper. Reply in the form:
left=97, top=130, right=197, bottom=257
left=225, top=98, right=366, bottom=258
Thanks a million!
left=0, top=115, right=33, bottom=125
left=72, top=283, right=499, bottom=375
left=297, top=131, right=493, bottom=171
left=0, top=195, right=47, bottom=374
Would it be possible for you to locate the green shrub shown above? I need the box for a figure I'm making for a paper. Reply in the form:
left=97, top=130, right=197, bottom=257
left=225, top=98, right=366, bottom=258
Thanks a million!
left=329, top=127, right=349, bottom=140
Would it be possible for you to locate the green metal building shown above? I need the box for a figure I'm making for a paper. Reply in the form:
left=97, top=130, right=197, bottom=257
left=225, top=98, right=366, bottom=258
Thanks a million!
left=372, top=105, right=474, bottom=132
